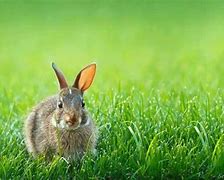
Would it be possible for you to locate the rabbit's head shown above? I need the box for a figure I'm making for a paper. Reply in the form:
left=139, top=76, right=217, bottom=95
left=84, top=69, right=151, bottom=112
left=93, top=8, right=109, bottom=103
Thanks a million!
left=51, top=63, right=96, bottom=130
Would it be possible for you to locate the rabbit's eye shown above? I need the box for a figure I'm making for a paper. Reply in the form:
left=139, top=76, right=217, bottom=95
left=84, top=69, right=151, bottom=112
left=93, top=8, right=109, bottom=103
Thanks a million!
left=58, top=101, right=63, bottom=109
left=82, top=101, right=85, bottom=108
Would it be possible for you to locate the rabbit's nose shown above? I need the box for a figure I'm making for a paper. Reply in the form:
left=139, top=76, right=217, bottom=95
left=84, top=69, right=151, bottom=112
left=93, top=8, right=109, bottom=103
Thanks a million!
left=64, top=113, right=78, bottom=125
left=64, top=114, right=75, bottom=125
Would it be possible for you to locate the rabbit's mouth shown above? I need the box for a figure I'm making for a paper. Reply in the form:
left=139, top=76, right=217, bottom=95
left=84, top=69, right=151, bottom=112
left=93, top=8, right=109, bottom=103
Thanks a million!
left=51, top=116, right=81, bottom=131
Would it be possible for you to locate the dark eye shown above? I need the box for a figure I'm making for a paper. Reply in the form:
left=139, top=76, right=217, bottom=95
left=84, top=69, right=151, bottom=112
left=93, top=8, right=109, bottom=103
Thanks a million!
left=58, top=101, right=63, bottom=109
left=82, top=101, right=85, bottom=108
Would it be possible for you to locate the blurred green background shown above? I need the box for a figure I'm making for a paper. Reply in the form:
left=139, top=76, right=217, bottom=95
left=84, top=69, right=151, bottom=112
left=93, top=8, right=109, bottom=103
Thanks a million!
left=1, top=1, right=224, bottom=93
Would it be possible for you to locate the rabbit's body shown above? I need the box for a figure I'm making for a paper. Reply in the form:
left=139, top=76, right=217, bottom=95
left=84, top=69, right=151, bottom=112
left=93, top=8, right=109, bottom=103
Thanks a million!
left=24, top=63, right=97, bottom=159
left=25, top=95, right=97, bottom=158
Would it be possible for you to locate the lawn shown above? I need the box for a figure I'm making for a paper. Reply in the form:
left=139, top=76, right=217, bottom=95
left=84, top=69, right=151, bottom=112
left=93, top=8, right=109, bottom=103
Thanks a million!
left=0, top=1, right=224, bottom=179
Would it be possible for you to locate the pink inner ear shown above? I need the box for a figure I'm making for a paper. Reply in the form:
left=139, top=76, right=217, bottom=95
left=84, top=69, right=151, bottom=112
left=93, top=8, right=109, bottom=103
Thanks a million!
left=79, top=66, right=95, bottom=90
left=73, top=64, right=96, bottom=92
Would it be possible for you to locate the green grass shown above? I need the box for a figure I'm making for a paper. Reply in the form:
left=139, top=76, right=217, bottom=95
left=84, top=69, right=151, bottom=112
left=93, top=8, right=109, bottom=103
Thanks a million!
left=1, top=1, right=224, bottom=179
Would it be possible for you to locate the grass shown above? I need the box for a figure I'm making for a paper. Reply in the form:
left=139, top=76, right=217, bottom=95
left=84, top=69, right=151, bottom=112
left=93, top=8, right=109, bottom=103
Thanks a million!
left=1, top=0, right=224, bottom=179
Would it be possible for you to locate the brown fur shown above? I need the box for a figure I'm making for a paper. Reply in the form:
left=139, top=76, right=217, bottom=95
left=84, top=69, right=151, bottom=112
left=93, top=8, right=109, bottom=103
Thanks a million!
left=24, top=63, right=97, bottom=160
left=24, top=95, right=97, bottom=159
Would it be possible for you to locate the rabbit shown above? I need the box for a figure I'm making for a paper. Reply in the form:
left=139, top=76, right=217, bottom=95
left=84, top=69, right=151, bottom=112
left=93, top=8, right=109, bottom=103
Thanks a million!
left=24, top=62, right=98, bottom=160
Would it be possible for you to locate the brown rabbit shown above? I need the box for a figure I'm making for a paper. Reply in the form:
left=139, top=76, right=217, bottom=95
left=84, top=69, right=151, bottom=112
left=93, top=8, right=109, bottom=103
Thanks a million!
left=24, top=63, right=97, bottom=160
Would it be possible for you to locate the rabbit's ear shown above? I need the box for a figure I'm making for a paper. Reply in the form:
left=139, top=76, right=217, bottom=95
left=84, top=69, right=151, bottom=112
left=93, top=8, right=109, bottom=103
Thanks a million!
left=73, top=63, right=96, bottom=92
left=52, top=63, right=68, bottom=89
